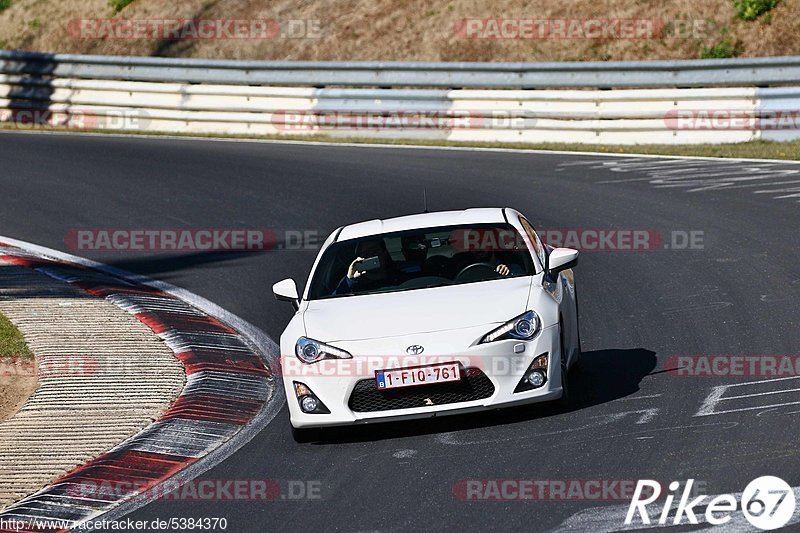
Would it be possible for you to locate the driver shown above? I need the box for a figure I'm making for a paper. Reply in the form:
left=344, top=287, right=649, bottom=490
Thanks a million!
left=473, top=249, right=523, bottom=277
left=334, top=239, right=402, bottom=295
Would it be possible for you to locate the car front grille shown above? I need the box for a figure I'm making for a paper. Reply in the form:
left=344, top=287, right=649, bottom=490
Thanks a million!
left=348, top=367, right=495, bottom=413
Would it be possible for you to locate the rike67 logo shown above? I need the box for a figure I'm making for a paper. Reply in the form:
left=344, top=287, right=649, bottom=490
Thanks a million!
left=626, top=477, right=796, bottom=530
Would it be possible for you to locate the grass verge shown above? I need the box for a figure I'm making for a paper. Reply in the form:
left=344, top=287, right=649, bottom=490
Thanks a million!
left=0, top=309, right=35, bottom=423
left=1, top=125, right=799, bottom=161
left=0, top=311, right=31, bottom=361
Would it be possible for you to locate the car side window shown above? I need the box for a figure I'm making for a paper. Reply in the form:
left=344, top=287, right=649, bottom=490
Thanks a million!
left=519, top=217, right=547, bottom=271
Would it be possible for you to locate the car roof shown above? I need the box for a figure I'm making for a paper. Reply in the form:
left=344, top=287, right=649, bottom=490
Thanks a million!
left=336, top=208, right=511, bottom=241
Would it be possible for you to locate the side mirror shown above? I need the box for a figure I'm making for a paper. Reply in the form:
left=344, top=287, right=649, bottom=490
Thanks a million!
left=546, top=248, right=578, bottom=278
left=273, top=278, right=300, bottom=310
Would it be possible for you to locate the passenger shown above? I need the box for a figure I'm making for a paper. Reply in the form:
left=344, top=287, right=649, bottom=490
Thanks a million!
left=334, top=239, right=403, bottom=295
left=398, top=235, right=427, bottom=274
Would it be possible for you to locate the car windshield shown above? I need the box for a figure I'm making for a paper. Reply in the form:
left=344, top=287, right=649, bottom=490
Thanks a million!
left=307, top=223, right=535, bottom=300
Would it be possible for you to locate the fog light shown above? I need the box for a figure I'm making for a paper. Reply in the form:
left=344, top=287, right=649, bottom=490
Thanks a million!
left=301, top=396, right=319, bottom=413
left=514, top=353, right=549, bottom=393
left=526, top=370, right=546, bottom=388
left=292, top=381, right=330, bottom=414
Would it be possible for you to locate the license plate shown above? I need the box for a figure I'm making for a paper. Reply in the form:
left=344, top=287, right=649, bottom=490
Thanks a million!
left=375, top=362, right=461, bottom=390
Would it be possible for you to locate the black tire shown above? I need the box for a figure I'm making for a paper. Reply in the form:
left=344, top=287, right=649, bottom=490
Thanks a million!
left=558, top=321, right=571, bottom=407
left=559, top=360, right=571, bottom=407
left=291, top=426, right=322, bottom=443
left=568, top=287, right=583, bottom=373
left=570, top=330, right=583, bottom=374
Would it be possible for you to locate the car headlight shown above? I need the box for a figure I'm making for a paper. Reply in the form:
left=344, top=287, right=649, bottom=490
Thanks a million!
left=480, top=310, right=541, bottom=344
left=295, top=336, right=352, bottom=364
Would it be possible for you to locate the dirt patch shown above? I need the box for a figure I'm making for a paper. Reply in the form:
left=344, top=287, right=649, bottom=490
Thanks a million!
left=0, top=312, right=36, bottom=423
left=0, top=372, right=36, bottom=422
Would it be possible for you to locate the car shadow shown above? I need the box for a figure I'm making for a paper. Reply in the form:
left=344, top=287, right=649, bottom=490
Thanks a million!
left=100, top=251, right=258, bottom=278
left=304, top=348, right=657, bottom=444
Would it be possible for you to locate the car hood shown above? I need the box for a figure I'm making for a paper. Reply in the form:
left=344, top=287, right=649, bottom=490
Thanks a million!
left=302, top=277, right=533, bottom=342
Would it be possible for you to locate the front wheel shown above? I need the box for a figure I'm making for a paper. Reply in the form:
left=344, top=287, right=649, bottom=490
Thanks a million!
left=570, top=329, right=583, bottom=373
left=558, top=319, right=571, bottom=408
left=570, top=288, right=583, bottom=372
left=558, top=360, right=571, bottom=407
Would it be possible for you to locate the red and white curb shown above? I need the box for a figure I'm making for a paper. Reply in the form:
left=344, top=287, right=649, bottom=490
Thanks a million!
left=0, top=237, right=283, bottom=532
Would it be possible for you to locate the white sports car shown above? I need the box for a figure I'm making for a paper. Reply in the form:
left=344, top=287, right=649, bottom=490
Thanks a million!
left=273, top=208, right=581, bottom=441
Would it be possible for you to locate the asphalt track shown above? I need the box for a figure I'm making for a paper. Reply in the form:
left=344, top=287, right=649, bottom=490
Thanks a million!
left=1, top=132, right=799, bottom=532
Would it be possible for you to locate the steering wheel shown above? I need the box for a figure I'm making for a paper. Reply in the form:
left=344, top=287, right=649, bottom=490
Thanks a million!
left=454, top=262, right=499, bottom=282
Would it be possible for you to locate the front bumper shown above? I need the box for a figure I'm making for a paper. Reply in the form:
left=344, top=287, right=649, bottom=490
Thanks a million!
left=283, top=323, right=563, bottom=428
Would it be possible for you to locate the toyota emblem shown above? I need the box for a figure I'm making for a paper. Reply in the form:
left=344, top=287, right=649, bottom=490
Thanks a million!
left=406, top=345, right=424, bottom=355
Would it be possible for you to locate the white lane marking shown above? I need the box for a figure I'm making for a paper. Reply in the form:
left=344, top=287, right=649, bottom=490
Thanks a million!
left=663, top=172, right=800, bottom=192
left=719, top=179, right=800, bottom=190
left=355, top=422, right=736, bottom=466
left=550, top=486, right=800, bottom=532
left=760, top=188, right=800, bottom=199
left=616, top=394, right=663, bottom=401
left=425, top=422, right=739, bottom=471
left=662, top=302, right=733, bottom=315
left=699, top=400, right=800, bottom=417
left=622, top=166, right=795, bottom=186
left=727, top=387, right=800, bottom=400
left=392, top=449, right=418, bottom=459
left=564, top=157, right=800, bottom=201
left=4, top=129, right=800, bottom=165
left=437, top=409, right=661, bottom=446
left=696, top=386, right=732, bottom=417
left=720, top=375, right=800, bottom=387
left=597, top=165, right=745, bottom=184
left=633, top=409, right=659, bottom=424
left=695, top=376, right=800, bottom=417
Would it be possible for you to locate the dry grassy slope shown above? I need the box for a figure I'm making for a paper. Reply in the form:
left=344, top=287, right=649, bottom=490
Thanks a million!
left=0, top=0, right=798, bottom=61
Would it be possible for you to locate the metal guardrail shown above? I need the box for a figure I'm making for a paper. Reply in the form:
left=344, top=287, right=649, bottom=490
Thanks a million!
left=0, top=75, right=772, bottom=118
left=2, top=50, right=800, bottom=88
left=1, top=50, right=798, bottom=145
